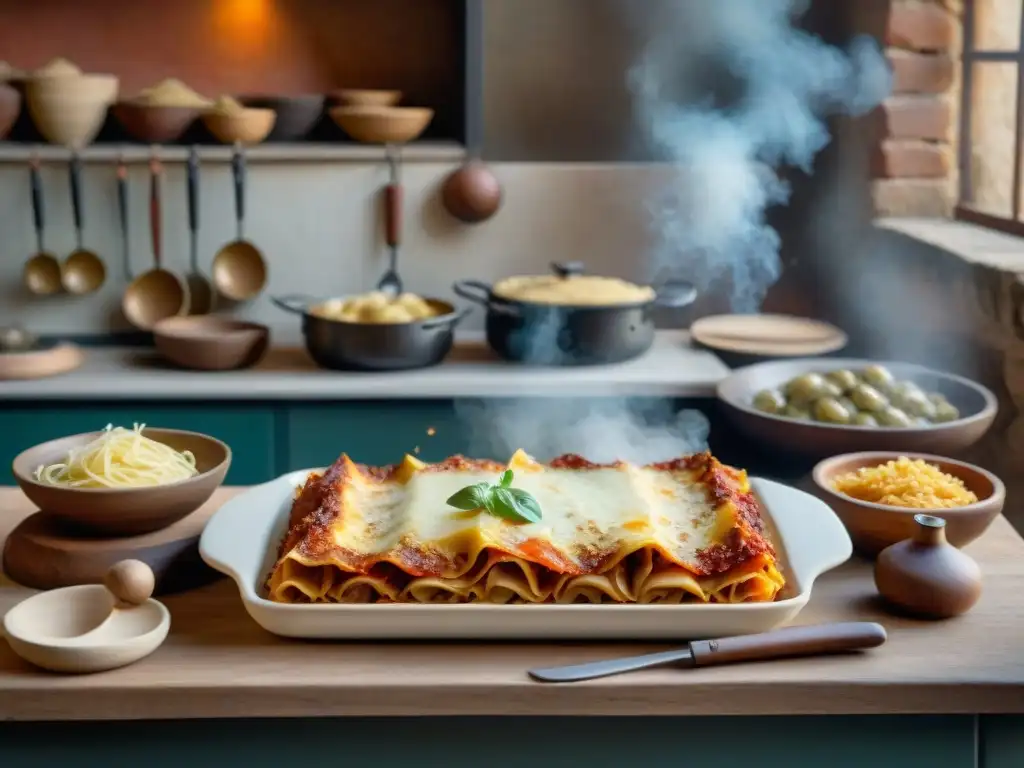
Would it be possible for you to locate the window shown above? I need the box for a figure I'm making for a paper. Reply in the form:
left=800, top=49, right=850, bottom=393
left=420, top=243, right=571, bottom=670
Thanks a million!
left=957, top=0, right=1024, bottom=234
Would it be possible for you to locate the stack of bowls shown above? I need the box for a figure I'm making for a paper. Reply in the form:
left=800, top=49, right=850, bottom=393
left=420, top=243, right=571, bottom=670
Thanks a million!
left=329, top=89, right=433, bottom=144
left=25, top=60, right=118, bottom=147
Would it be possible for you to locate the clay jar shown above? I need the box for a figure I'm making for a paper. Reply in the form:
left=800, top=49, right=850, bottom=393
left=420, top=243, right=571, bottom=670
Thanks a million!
left=874, top=514, right=983, bottom=619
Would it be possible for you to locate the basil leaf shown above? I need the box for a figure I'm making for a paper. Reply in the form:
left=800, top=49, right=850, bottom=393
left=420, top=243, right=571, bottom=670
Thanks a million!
left=499, top=469, right=514, bottom=488
left=488, top=487, right=543, bottom=524
left=505, top=487, right=543, bottom=523
left=446, top=482, right=494, bottom=511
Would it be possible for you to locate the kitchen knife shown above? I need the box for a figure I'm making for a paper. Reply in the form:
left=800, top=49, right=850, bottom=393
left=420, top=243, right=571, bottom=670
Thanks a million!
left=527, top=621, right=887, bottom=683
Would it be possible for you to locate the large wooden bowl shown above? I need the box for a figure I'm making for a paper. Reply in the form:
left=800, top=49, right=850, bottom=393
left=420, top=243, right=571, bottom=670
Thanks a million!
left=717, top=358, right=998, bottom=461
left=12, top=428, right=231, bottom=536
left=153, top=316, right=269, bottom=371
left=811, top=452, right=1005, bottom=557
left=329, top=106, right=434, bottom=144
left=202, top=107, right=276, bottom=145
left=26, top=74, right=119, bottom=147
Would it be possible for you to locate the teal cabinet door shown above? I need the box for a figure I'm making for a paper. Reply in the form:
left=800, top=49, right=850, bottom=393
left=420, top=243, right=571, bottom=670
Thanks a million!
left=286, top=401, right=468, bottom=470
left=0, top=404, right=276, bottom=485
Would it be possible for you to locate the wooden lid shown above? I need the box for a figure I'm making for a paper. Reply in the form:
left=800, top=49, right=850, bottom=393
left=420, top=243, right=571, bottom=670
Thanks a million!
left=691, top=314, right=847, bottom=357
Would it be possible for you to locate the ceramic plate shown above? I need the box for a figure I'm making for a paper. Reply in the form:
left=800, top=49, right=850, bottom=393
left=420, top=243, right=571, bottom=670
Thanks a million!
left=200, top=470, right=852, bottom=640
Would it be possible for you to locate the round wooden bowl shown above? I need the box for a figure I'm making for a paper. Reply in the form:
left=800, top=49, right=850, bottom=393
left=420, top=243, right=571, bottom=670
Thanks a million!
left=12, top=428, right=231, bottom=536
left=153, top=316, right=270, bottom=371
left=112, top=102, right=201, bottom=143
left=26, top=74, right=119, bottom=147
left=202, top=107, right=276, bottom=145
left=812, top=452, right=1005, bottom=557
left=329, top=105, right=434, bottom=144
left=717, top=358, right=998, bottom=461
left=238, top=95, right=323, bottom=141
left=0, top=342, right=83, bottom=380
left=0, top=81, right=21, bottom=139
left=329, top=89, right=402, bottom=107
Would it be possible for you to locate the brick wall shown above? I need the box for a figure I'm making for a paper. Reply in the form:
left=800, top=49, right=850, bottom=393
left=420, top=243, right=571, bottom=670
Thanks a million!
left=871, top=0, right=961, bottom=217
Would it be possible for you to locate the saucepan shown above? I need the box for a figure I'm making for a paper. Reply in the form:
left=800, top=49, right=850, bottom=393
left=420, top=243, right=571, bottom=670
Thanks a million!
left=453, top=262, right=697, bottom=366
left=272, top=295, right=469, bottom=371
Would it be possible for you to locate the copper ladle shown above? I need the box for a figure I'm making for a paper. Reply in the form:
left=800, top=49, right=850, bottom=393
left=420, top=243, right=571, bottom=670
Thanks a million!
left=61, top=151, right=106, bottom=295
left=22, top=156, right=62, bottom=295
left=122, top=153, right=189, bottom=329
left=185, top=146, right=213, bottom=315
left=211, top=143, right=267, bottom=302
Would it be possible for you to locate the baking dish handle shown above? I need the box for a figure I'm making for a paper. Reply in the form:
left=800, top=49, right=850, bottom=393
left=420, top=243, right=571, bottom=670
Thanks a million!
left=271, top=295, right=315, bottom=316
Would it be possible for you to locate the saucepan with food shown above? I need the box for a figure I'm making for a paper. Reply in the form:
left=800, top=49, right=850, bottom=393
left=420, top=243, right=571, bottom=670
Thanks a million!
left=272, top=290, right=468, bottom=371
left=453, top=262, right=697, bottom=365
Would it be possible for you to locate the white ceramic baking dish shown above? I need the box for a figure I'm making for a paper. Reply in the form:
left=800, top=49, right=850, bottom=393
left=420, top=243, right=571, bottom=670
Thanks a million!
left=200, top=470, right=852, bottom=640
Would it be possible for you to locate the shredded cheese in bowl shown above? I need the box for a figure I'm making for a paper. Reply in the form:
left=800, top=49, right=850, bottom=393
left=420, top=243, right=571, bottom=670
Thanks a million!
left=831, top=457, right=979, bottom=509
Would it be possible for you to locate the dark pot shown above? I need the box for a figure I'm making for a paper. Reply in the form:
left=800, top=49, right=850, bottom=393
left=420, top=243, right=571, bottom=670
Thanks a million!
left=272, top=295, right=468, bottom=371
left=453, top=262, right=697, bottom=366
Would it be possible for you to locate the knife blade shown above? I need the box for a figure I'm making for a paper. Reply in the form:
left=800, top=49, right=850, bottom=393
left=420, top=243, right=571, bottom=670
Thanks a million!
left=527, top=621, right=887, bottom=683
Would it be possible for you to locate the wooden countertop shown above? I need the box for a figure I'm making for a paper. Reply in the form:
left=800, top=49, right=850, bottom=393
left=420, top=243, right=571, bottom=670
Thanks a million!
left=1, top=487, right=1023, bottom=720
left=0, top=333, right=730, bottom=401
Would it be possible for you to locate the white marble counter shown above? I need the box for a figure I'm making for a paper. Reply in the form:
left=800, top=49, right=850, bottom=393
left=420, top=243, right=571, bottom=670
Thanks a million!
left=0, top=332, right=730, bottom=401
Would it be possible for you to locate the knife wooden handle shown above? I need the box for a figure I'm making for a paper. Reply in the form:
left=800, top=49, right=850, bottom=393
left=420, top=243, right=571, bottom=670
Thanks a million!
left=688, top=622, right=887, bottom=667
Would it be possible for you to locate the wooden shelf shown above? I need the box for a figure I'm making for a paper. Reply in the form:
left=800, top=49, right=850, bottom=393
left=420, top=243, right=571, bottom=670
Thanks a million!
left=0, top=141, right=467, bottom=164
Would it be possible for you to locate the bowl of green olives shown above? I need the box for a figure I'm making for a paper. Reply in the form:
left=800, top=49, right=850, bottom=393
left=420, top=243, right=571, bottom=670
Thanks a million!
left=717, top=359, right=998, bottom=459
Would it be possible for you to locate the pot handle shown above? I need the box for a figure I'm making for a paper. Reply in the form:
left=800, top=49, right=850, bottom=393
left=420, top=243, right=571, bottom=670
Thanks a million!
left=271, top=295, right=315, bottom=316
left=654, top=280, right=698, bottom=309
left=420, top=306, right=471, bottom=331
left=452, top=280, right=493, bottom=307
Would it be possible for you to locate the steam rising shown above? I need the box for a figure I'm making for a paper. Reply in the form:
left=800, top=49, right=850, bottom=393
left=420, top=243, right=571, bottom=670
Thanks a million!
left=456, top=1, right=890, bottom=462
left=626, top=0, right=890, bottom=310
left=454, top=398, right=710, bottom=464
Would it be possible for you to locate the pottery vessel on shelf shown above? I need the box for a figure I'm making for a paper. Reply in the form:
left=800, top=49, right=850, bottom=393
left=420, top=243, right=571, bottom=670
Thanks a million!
left=0, top=81, right=21, bottom=139
left=329, top=106, right=434, bottom=144
left=238, top=95, right=324, bottom=141
left=112, top=102, right=201, bottom=143
left=202, top=107, right=276, bottom=145
left=25, top=74, right=119, bottom=147
left=874, top=514, right=983, bottom=619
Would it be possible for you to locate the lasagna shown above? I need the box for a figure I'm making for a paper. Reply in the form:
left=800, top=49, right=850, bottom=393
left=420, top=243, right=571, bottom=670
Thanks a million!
left=266, top=451, right=785, bottom=605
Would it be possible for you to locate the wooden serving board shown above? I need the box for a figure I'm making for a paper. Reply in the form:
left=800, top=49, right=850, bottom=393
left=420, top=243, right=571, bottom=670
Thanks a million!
left=691, top=314, right=848, bottom=358
left=1, top=504, right=220, bottom=595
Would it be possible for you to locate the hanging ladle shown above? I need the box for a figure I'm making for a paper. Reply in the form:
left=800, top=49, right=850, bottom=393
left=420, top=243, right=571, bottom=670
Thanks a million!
left=2, top=559, right=170, bottom=674
left=61, top=151, right=106, bottom=295
left=377, top=144, right=403, bottom=295
left=22, top=155, right=62, bottom=295
left=116, top=154, right=132, bottom=282
left=185, top=146, right=214, bottom=315
left=211, top=142, right=267, bottom=302
left=122, top=151, right=190, bottom=329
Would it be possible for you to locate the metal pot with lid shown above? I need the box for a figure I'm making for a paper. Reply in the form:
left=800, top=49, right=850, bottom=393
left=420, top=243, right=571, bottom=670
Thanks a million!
left=453, top=262, right=697, bottom=366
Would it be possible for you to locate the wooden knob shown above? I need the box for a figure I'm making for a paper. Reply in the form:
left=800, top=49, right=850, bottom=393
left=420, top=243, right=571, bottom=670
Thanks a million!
left=441, top=161, right=502, bottom=224
left=104, top=559, right=156, bottom=606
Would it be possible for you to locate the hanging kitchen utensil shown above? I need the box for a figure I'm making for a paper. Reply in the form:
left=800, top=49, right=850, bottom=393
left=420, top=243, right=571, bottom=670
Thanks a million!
left=527, top=622, right=888, bottom=683
left=116, top=155, right=131, bottom=282
left=122, top=152, right=189, bottom=330
left=377, top=144, right=403, bottom=296
left=185, top=146, right=214, bottom=315
left=61, top=151, right=106, bottom=295
left=211, top=142, right=267, bottom=302
left=22, top=155, right=63, bottom=296
left=441, top=159, right=502, bottom=224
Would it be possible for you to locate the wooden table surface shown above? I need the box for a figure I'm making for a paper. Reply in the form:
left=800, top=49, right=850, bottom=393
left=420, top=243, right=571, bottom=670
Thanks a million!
left=1, top=487, right=1022, bottom=721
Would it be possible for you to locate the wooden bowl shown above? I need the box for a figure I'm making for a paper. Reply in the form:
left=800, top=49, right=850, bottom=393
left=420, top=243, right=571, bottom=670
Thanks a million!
left=717, top=358, right=998, bottom=461
left=153, top=317, right=269, bottom=371
left=202, top=107, right=276, bottom=145
left=238, top=95, right=323, bottom=141
left=25, top=74, right=119, bottom=147
left=329, top=89, right=402, bottom=107
left=812, top=452, right=1005, bottom=557
left=0, top=81, right=21, bottom=139
left=112, top=102, right=200, bottom=143
left=329, top=106, right=434, bottom=144
left=0, top=342, right=83, bottom=380
left=12, top=428, right=231, bottom=536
